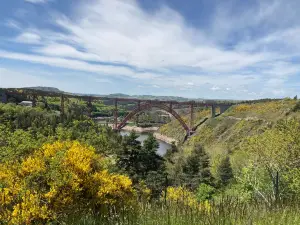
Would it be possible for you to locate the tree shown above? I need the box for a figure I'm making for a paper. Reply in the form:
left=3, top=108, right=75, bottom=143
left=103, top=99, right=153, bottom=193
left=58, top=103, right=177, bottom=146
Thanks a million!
left=117, top=131, right=142, bottom=181
left=217, top=156, right=233, bottom=187
left=236, top=119, right=300, bottom=203
left=117, top=132, right=166, bottom=197
left=139, top=134, right=165, bottom=176
left=182, top=144, right=213, bottom=190
left=164, top=142, right=178, bottom=163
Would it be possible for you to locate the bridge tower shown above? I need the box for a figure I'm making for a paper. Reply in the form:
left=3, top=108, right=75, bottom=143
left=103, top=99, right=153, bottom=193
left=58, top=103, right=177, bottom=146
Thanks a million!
left=60, top=94, right=65, bottom=122
left=220, top=105, right=229, bottom=114
left=189, top=103, right=194, bottom=136
left=32, top=95, right=37, bottom=107
left=87, top=96, right=93, bottom=118
left=1, top=91, right=7, bottom=103
left=114, top=99, right=118, bottom=129
left=211, top=105, right=216, bottom=118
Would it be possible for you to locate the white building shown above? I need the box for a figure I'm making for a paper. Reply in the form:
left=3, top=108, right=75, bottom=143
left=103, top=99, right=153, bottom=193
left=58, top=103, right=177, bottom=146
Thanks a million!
left=19, top=101, right=33, bottom=107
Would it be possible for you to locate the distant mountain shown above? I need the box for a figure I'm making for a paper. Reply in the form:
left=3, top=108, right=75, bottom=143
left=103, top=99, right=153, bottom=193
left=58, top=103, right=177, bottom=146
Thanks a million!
left=25, top=86, right=62, bottom=93
left=131, top=95, right=191, bottom=101
left=107, top=93, right=131, bottom=98
left=12, top=87, right=237, bottom=102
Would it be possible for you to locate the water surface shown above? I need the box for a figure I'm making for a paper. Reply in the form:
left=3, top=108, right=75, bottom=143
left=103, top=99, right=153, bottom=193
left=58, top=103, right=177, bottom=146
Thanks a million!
left=120, top=130, right=171, bottom=156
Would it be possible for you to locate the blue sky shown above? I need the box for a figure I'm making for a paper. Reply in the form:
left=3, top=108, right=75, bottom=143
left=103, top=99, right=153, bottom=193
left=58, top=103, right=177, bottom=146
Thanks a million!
left=0, top=0, right=299, bottom=99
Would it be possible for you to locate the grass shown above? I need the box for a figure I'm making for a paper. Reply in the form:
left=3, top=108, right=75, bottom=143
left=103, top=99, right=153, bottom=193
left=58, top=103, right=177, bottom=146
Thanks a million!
left=66, top=198, right=300, bottom=225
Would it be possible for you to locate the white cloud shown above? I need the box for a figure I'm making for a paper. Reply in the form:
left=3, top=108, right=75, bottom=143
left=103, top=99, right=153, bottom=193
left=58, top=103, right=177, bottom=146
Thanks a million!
left=24, top=0, right=50, bottom=4
left=0, top=50, right=157, bottom=80
left=23, top=0, right=272, bottom=72
left=15, top=32, right=41, bottom=44
left=211, top=86, right=221, bottom=91
left=5, top=20, right=21, bottom=30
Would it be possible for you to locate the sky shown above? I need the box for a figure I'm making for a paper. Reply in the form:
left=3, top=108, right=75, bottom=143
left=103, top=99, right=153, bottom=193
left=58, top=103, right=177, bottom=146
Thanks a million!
left=0, top=0, right=299, bottom=99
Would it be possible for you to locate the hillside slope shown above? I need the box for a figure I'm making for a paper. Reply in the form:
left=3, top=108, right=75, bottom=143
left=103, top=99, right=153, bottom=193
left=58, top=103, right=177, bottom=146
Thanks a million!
left=159, top=108, right=211, bottom=142
left=165, top=99, right=300, bottom=175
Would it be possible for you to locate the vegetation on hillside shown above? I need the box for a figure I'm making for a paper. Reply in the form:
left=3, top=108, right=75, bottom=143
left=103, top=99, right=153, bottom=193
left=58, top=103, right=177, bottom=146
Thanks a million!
left=1, top=98, right=300, bottom=224
left=159, top=108, right=211, bottom=142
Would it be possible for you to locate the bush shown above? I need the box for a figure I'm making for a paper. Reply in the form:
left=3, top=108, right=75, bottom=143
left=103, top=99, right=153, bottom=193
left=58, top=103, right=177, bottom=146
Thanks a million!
left=0, top=141, right=136, bottom=224
left=196, top=183, right=216, bottom=201
left=292, top=101, right=300, bottom=112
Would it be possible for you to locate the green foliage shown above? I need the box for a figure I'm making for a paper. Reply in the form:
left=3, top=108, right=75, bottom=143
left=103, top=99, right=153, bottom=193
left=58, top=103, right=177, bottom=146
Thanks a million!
left=292, top=101, right=300, bottom=112
left=0, top=103, right=121, bottom=162
left=0, top=125, right=50, bottom=163
left=117, top=132, right=166, bottom=196
left=0, top=103, right=59, bottom=135
left=196, top=183, right=215, bottom=201
left=181, top=145, right=213, bottom=190
left=164, top=142, right=178, bottom=163
left=234, top=118, right=300, bottom=202
left=216, top=156, right=233, bottom=186
left=66, top=199, right=300, bottom=225
left=159, top=109, right=210, bottom=142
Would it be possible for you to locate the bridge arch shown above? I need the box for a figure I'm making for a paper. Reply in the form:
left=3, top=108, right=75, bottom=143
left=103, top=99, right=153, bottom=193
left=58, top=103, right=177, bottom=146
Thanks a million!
left=116, top=102, right=190, bottom=135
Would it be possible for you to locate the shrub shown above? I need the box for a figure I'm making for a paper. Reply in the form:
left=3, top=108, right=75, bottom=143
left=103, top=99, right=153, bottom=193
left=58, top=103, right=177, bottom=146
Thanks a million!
left=196, top=183, right=216, bottom=201
left=0, top=141, right=136, bottom=224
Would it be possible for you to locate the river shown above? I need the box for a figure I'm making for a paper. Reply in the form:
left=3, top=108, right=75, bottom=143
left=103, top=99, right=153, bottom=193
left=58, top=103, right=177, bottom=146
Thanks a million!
left=120, top=130, right=171, bottom=156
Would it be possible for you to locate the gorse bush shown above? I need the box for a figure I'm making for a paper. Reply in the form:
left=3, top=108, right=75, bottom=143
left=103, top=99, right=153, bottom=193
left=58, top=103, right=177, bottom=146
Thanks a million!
left=0, top=141, right=136, bottom=224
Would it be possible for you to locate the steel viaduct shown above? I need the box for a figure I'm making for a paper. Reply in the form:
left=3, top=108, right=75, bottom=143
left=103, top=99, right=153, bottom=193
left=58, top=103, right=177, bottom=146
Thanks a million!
left=1, top=88, right=235, bottom=136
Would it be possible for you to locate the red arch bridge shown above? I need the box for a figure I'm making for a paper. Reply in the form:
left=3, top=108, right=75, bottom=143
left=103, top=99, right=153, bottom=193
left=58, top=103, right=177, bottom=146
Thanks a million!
left=1, top=88, right=235, bottom=136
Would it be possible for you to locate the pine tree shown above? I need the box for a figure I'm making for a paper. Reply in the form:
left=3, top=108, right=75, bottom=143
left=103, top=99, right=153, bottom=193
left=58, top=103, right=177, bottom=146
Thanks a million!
left=117, top=131, right=142, bottom=181
left=140, top=133, right=165, bottom=176
left=182, top=144, right=213, bottom=190
left=117, top=132, right=166, bottom=197
left=217, top=156, right=233, bottom=186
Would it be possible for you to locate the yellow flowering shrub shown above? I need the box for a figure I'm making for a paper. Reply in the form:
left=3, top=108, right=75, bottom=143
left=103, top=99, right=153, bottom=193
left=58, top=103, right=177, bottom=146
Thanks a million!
left=165, top=186, right=197, bottom=207
left=10, top=191, right=52, bottom=224
left=232, top=100, right=296, bottom=115
left=165, top=186, right=211, bottom=212
left=21, top=156, right=45, bottom=175
left=92, top=170, right=134, bottom=204
left=0, top=141, right=136, bottom=224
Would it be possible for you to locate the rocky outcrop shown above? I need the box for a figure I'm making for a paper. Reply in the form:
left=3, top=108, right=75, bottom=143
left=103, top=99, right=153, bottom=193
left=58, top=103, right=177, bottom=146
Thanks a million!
left=153, top=132, right=178, bottom=145
left=121, top=125, right=159, bottom=132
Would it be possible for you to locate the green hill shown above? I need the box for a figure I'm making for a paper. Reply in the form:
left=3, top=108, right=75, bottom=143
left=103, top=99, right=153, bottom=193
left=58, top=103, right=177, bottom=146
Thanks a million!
left=25, top=86, right=62, bottom=92
left=163, top=99, right=300, bottom=176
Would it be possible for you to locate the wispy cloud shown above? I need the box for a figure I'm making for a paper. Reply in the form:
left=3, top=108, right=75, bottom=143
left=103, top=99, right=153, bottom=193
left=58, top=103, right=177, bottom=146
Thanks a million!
left=0, top=0, right=299, bottom=99
left=24, top=0, right=50, bottom=4
left=15, top=32, right=41, bottom=44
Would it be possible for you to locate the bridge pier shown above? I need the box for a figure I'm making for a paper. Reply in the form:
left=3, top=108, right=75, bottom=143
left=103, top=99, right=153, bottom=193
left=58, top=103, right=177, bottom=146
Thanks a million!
left=32, top=95, right=37, bottom=107
left=1, top=91, right=7, bottom=103
left=42, top=96, right=48, bottom=109
left=211, top=105, right=216, bottom=118
left=87, top=96, right=92, bottom=118
left=114, top=99, right=118, bottom=129
left=220, top=105, right=229, bottom=114
left=60, top=94, right=65, bottom=121
left=190, top=103, right=194, bottom=131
